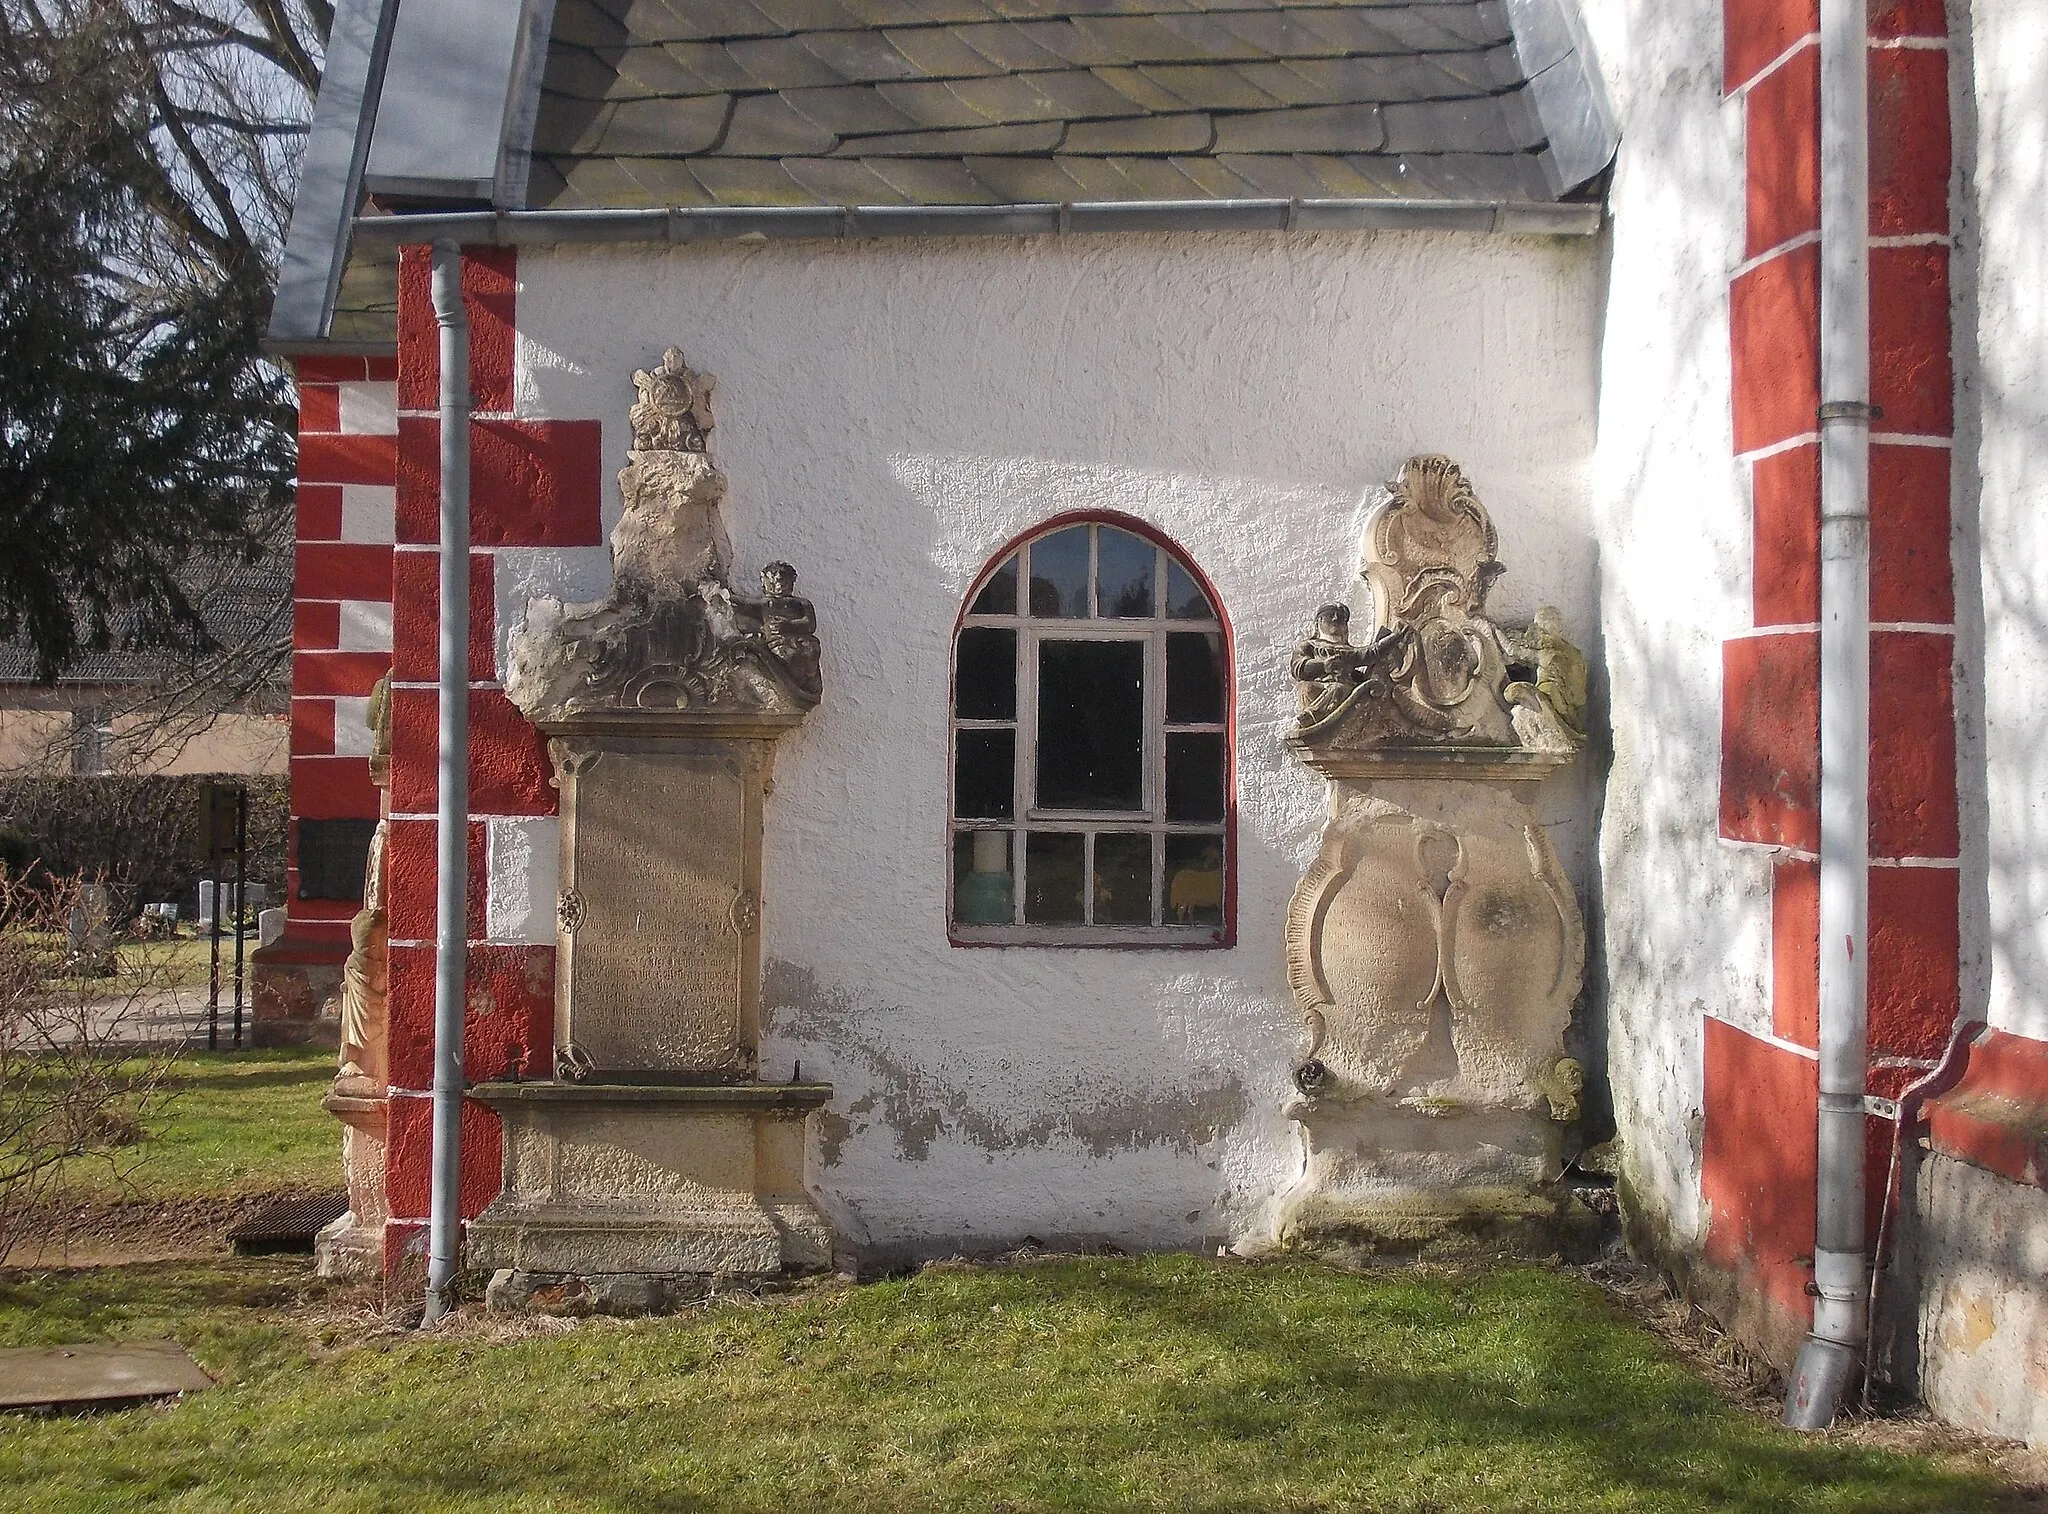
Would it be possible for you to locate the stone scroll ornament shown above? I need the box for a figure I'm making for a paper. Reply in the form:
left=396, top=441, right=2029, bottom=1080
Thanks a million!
left=1284, top=456, right=1589, bottom=1138
left=505, top=348, right=822, bottom=723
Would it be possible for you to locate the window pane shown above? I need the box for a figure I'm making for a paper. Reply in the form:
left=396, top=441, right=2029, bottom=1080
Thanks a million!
left=1036, top=640, right=1144, bottom=810
left=955, top=627, right=1016, bottom=719
left=1025, top=832, right=1085, bottom=924
left=970, top=553, right=1018, bottom=616
left=1028, top=526, right=1090, bottom=617
left=1165, top=558, right=1214, bottom=620
left=1164, top=834, right=1226, bottom=927
left=1165, top=732, right=1225, bottom=822
left=1093, top=832, right=1154, bottom=924
left=1096, top=528, right=1155, bottom=618
left=1166, top=632, right=1225, bottom=724
left=953, top=830, right=1015, bottom=925
left=955, top=728, right=1015, bottom=819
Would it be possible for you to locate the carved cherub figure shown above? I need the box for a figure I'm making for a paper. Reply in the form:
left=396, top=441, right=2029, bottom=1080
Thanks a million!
left=1291, top=603, right=1368, bottom=723
left=1500, top=604, right=1588, bottom=750
left=1291, top=603, right=1403, bottom=728
left=697, top=561, right=823, bottom=705
left=757, top=561, right=822, bottom=698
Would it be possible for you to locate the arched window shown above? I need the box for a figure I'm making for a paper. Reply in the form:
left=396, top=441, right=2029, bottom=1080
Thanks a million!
left=950, top=516, right=1232, bottom=945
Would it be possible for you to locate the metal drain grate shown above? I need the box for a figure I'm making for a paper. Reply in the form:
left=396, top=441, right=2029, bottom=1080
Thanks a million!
left=225, top=1193, right=348, bottom=1254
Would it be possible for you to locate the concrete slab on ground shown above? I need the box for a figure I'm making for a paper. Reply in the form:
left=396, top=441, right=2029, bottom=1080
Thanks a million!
left=0, top=1340, right=212, bottom=1409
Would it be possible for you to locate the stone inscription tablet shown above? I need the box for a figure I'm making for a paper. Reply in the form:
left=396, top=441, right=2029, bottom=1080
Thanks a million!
left=565, top=746, right=748, bottom=1075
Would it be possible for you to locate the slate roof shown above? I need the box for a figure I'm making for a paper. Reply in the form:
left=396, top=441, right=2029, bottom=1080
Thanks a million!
left=0, top=553, right=291, bottom=688
left=528, top=0, right=1574, bottom=209
left=286, top=0, right=1616, bottom=351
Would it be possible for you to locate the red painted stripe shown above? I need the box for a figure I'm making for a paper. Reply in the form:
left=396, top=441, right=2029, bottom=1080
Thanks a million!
left=298, top=384, right=341, bottom=434
left=466, top=248, right=517, bottom=414
left=296, top=542, right=393, bottom=602
left=290, top=697, right=336, bottom=757
left=295, top=355, right=369, bottom=383
left=1724, top=0, right=1816, bottom=94
left=299, top=432, right=398, bottom=486
left=294, top=650, right=393, bottom=698
left=390, top=549, right=495, bottom=683
left=293, top=600, right=341, bottom=652
left=1730, top=243, right=1821, bottom=455
left=297, top=484, right=343, bottom=542
left=290, top=755, right=379, bottom=818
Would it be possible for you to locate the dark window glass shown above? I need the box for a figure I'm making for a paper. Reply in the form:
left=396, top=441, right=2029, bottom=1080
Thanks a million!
left=953, top=830, right=1015, bottom=925
left=1166, top=632, right=1225, bottom=725
left=1037, top=640, right=1144, bottom=810
left=1094, top=832, right=1154, bottom=924
left=1165, top=559, right=1214, bottom=621
left=954, top=627, right=1016, bottom=719
left=955, top=729, right=1015, bottom=819
left=1096, top=528, right=1155, bottom=618
left=296, top=818, right=378, bottom=902
left=970, top=553, right=1018, bottom=616
left=1025, top=832, right=1085, bottom=924
left=1028, top=526, right=1090, bottom=617
left=1165, top=732, right=1226, bottom=822
left=1164, top=834, right=1226, bottom=928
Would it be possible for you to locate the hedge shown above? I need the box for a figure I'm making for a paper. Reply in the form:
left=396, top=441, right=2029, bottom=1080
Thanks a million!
left=0, top=775, right=288, bottom=919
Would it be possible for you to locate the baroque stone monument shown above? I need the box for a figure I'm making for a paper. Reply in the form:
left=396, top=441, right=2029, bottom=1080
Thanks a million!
left=1277, top=454, right=1592, bottom=1258
left=316, top=675, right=393, bottom=1278
left=471, top=348, right=833, bottom=1300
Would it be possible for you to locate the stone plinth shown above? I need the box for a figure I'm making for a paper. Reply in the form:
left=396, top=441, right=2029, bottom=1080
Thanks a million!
left=1275, top=456, right=1592, bottom=1260
left=468, top=1083, right=833, bottom=1277
left=315, top=1090, right=389, bottom=1277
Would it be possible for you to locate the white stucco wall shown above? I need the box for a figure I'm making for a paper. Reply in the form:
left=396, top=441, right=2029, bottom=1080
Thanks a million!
left=511, top=229, right=1602, bottom=1254
left=1964, top=0, right=2048, bottom=1043
left=1580, top=0, right=1765, bottom=1256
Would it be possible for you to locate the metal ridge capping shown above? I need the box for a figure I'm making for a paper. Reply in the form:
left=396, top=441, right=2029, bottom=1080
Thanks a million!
left=351, top=197, right=1603, bottom=246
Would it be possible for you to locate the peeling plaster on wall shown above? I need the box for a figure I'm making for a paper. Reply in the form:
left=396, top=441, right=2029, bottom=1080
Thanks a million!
left=511, top=229, right=1602, bottom=1250
left=1580, top=0, right=1761, bottom=1257
left=1964, top=0, right=2048, bottom=1043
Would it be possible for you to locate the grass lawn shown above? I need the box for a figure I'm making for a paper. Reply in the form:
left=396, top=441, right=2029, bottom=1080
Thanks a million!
left=0, top=1253, right=2030, bottom=1513
left=51, top=1047, right=339, bottom=1202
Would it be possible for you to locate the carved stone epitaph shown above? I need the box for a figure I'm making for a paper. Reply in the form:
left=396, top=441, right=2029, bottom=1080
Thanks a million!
left=1276, top=456, right=1594, bottom=1260
left=472, top=349, right=834, bottom=1300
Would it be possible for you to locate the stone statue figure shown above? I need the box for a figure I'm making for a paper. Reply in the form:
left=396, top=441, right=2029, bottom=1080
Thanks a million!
left=337, top=674, right=392, bottom=1088
left=505, top=347, right=823, bottom=724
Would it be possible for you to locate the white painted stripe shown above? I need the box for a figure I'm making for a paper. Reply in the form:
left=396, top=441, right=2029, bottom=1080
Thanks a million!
left=1737, top=432, right=1820, bottom=463
left=338, top=381, right=398, bottom=435
left=1732, top=230, right=1820, bottom=282
left=486, top=816, right=560, bottom=945
left=340, top=484, right=396, bottom=543
left=1869, top=434, right=1953, bottom=447
left=338, top=599, right=394, bottom=652
left=332, top=695, right=376, bottom=757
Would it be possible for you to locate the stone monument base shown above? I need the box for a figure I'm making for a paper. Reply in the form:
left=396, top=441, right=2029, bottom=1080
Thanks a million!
left=1274, top=1095, right=1601, bottom=1262
left=466, top=1082, right=835, bottom=1295
left=314, top=1090, right=389, bottom=1278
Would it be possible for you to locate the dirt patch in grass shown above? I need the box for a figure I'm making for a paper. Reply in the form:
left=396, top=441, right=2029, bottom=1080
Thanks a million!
left=5, top=1193, right=325, bottom=1269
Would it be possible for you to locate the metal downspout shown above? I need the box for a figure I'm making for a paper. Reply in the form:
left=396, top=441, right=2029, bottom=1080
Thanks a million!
left=422, top=241, right=472, bottom=1327
left=1784, top=0, right=1873, bottom=1429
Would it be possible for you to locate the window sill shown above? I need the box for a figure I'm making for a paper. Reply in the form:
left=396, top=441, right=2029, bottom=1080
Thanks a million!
left=949, top=924, right=1230, bottom=949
